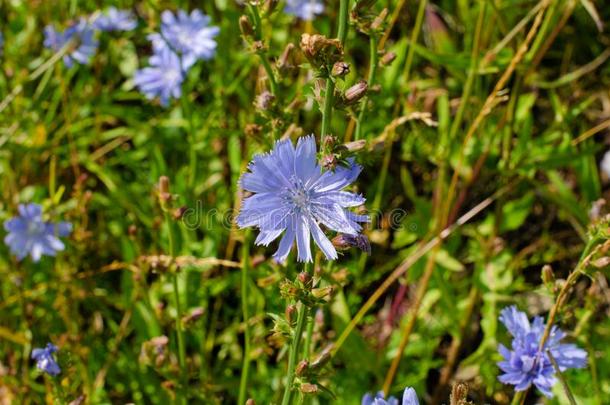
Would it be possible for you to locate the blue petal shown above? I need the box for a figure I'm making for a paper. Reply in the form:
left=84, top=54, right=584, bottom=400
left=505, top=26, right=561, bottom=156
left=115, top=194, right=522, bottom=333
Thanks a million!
left=294, top=135, right=320, bottom=185
left=295, top=217, right=312, bottom=262
left=308, top=218, right=337, bottom=260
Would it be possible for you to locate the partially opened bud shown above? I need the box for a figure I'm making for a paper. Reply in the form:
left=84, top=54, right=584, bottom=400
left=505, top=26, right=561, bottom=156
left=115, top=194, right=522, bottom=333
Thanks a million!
left=380, top=51, right=397, bottom=66
left=331, top=61, right=350, bottom=77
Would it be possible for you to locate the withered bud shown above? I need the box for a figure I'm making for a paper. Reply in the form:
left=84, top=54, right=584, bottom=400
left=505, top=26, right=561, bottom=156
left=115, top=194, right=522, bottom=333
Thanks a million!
left=68, top=395, right=86, bottom=405
left=343, top=80, right=368, bottom=105
left=300, top=383, right=319, bottom=394
left=245, top=399, right=256, bottom=405
left=371, top=8, right=388, bottom=31
left=311, top=286, right=334, bottom=300
left=298, top=271, right=312, bottom=285
left=128, top=224, right=137, bottom=237
left=182, top=307, right=205, bottom=325
left=245, top=123, right=263, bottom=137
left=332, top=233, right=371, bottom=254
left=263, top=0, right=279, bottom=14
left=158, top=176, right=170, bottom=195
left=295, top=360, right=309, bottom=376
left=321, top=154, right=338, bottom=171
left=310, top=349, right=331, bottom=370
left=277, top=43, right=295, bottom=71
left=331, top=61, right=350, bottom=77
left=380, top=51, right=397, bottom=66
left=450, top=382, right=470, bottom=405
left=252, top=40, right=266, bottom=53
left=300, top=34, right=343, bottom=67
left=285, top=304, right=297, bottom=323
left=322, top=135, right=337, bottom=148
left=173, top=206, right=188, bottom=220
left=592, top=257, right=610, bottom=269
left=541, top=265, right=555, bottom=284
left=239, top=15, right=254, bottom=38
left=343, top=139, right=367, bottom=152
left=255, top=91, right=275, bottom=111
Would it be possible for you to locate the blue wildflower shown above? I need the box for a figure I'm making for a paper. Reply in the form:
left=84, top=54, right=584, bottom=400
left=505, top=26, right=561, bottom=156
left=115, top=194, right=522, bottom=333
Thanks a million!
left=149, top=9, right=219, bottom=69
left=285, top=0, right=324, bottom=21
left=3, top=203, right=72, bottom=262
left=93, top=7, right=137, bottom=32
left=362, top=387, right=419, bottom=405
left=43, top=18, right=98, bottom=67
left=133, top=46, right=185, bottom=107
left=237, top=135, right=368, bottom=263
left=497, top=306, right=588, bottom=398
left=32, top=343, right=61, bottom=376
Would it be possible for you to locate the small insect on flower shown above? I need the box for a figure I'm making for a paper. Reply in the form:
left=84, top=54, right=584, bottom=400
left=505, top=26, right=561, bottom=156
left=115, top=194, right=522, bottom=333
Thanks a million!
left=149, top=9, right=219, bottom=69
left=362, top=387, right=419, bottom=405
left=237, top=135, right=368, bottom=263
left=134, top=47, right=185, bottom=107
left=284, top=0, right=324, bottom=21
left=32, top=343, right=61, bottom=376
left=43, top=18, right=98, bottom=67
left=93, top=7, right=138, bottom=32
left=497, top=305, right=588, bottom=398
left=4, top=203, right=72, bottom=262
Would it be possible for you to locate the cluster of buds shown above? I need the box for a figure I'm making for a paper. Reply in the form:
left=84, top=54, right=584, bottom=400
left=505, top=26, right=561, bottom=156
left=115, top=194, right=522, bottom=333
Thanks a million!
left=318, top=135, right=367, bottom=173
left=292, top=347, right=333, bottom=396
left=278, top=270, right=332, bottom=306
left=300, top=34, right=343, bottom=75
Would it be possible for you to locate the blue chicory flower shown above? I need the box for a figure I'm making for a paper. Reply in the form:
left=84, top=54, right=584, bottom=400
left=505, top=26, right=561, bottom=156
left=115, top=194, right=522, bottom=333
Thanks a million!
left=133, top=46, right=185, bottom=107
left=285, top=0, right=324, bottom=21
left=32, top=343, right=61, bottom=376
left=362, top=387, right=419, bottom=405
left=497, top=306, right=588, bottom=398
left=4, top=203, right=72, bottom=262
left=237, top=135, right=368, bottom=263
left=148, top=9, right=219, bottom=69
left=93, top=7, right=137, bottom=32
left=43, top=18, right=98, bottom=67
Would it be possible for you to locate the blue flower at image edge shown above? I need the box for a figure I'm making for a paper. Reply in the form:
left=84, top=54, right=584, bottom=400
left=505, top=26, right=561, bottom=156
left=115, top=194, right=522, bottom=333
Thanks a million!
left=133, top=46, right=185, bottom=107
left=362, top=387, right=419, bottom=405
left=237, top=135, right=368, bottom=263
left=149, top=9, right=219, bottom=69
left=93, top=7, right=137, bottom=32
left=32, top=343, right=61, bottom=376
left=285, top=0, right=324, bottom=20
left=498, top=306, right=588, bottom=397
left=43, top=18, right=98, bottom=67
left=4, top=203, right=72, bottom=262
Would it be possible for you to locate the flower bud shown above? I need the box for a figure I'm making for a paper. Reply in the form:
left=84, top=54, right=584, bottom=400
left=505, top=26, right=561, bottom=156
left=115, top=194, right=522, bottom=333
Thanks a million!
left=343, top=80, right=368, bottom=105
left=300, top=383, right=319, bottom=394
left=295, top=360, right=309, bottom=376
left=245, top=399, right=256, bottom=405
left=182, top=307, right=205, bottom=325
left=285, top=304, right=297, bottom=323
left=541, top=264, right=555, bottom=285
left=239, top=15, right=254, bottom=38
left=380, top=51, right=397, bottom=66
left=173, top=206, right=188, bottom=220
left=310, top=349, right=331, bottom=370
left=371, top=8, right=388, bottom=31
left=298, top=271, right=312, bottom=285
left=277, top=43, right=295, bottom=71
left=331, top=61, right=350, bottom=77
left=158, top=176, right=170, bottom=195
left=321, top=154, right=338, bottom=171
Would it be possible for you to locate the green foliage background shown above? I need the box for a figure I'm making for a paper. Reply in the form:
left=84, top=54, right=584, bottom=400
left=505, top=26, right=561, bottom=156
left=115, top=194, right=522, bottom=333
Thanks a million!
left=1, top=0, right=610, bottom=403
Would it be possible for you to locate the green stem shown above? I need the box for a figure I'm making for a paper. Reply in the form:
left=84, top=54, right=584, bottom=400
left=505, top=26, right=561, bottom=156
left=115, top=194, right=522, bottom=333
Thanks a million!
left=401, top=0, right=427, bottom=86
left=165, top=211, right=187, bottom=404
left=320, top=0, right=349, bottom=141
left=355, top=35, right=379, bottom=140
left=238, top=232, right=252, bottom=405
left=303, top=308, right=315, bottom=360
left=320, top=79, right=336, bottom=140
left=281, top=302, right=308, bottom=405
left=246, top=3, right=278, bottom=95
left=181, top=93, right=197, bottom=190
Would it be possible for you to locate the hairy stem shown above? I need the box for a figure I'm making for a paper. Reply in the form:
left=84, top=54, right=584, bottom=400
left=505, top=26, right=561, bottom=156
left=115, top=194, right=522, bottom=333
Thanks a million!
left=281, top=302, right=309, bottom=405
